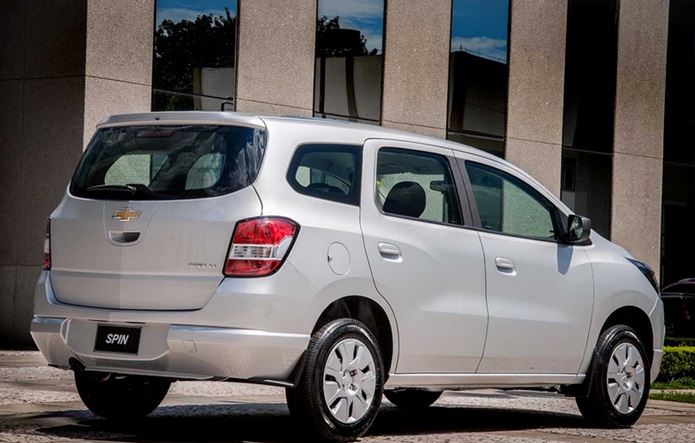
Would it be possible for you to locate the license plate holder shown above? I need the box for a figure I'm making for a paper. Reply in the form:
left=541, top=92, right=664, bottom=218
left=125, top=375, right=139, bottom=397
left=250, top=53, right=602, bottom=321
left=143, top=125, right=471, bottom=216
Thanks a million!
left=94, top=325, right=141, bottom=354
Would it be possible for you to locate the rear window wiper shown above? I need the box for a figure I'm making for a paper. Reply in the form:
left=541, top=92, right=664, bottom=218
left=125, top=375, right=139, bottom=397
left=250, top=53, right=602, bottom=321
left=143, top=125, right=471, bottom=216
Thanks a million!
left=86, top=184, right=137, bottom=194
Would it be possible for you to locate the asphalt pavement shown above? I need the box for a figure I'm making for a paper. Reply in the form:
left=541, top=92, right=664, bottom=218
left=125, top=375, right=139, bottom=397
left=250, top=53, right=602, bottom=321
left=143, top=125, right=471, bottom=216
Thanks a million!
left=1, top=351, right=694, bottom=442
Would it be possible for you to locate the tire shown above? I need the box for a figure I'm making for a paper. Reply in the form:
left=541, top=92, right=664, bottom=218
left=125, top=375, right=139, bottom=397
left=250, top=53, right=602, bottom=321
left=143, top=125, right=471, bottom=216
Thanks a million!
left=286, top=319, right=384, bottom=441
left=384, top=389, right=441, bottom=409
left=576, top=325, right=650, bottom=428
left=74, top=370, right=171, bottom=420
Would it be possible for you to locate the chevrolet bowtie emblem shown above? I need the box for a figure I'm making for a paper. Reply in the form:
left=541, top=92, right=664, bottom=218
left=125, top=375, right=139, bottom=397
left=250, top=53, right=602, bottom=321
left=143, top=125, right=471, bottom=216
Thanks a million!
left=112, top=207, right=142, bottom=222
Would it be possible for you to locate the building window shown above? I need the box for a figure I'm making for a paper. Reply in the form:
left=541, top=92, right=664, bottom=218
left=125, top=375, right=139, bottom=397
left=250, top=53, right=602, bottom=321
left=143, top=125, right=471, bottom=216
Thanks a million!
left=560, top=0, right=618, bottom=238
left=664, top=0, right=695, bottom=165
left=561, top=149, right=612, bottom=237
left=314, top=0, right=385, bottom=123
left=447, top=0, right=510, bottom=157
left=152, top=0, right=237, bottom=111
left=662, top=0, right=695, bottom=285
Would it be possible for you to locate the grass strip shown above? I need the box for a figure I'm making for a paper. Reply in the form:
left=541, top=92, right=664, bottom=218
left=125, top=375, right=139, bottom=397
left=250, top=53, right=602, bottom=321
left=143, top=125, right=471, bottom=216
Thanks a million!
left=650, top=392, right=695, bottom=404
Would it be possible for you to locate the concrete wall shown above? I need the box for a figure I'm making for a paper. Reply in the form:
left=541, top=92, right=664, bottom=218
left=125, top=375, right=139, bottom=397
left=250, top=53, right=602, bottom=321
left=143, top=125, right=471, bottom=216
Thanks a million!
left=504, top=0, right=568, bottom=197
left=0, top=0, right=154, bottom=347
left=236, top=0, right=316, bottom=116
left=381, top=0, right=451, bottom=138
left=610, top=0, right=670, bottom=275
left=84, top=0, right=154, bottom=147
left=0, top=0, right=88, bottom=347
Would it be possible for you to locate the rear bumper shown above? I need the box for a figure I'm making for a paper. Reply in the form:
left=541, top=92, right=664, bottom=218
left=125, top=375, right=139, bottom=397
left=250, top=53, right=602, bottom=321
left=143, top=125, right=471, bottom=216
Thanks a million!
left=31, top=317, right=307, bottom=382
left=31, top=271, right=310, bottom=383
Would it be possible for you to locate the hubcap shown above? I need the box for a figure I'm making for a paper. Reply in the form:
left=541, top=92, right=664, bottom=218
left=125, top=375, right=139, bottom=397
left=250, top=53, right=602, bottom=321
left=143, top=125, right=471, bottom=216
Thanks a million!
left=322, top=338, right=377, bottom=424
left=606, top=342, right=646, bottom=414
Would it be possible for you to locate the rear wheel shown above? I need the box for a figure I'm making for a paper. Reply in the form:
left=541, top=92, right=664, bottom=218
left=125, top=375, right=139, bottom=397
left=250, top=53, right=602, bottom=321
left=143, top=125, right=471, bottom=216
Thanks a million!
left=286, top=319, right=384, bottom=441
left=576, top=325, right=650, bottom=428
left=74, top=370, right=170, bottom=420
left=385, top=389, right=441, bottom=409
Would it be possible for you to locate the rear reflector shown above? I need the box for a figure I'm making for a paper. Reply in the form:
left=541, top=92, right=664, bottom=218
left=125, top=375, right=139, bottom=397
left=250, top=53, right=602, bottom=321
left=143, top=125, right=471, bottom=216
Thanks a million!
left=224, top=217, right=298, bottom=277
left=43, top=218, right=51, bottom=270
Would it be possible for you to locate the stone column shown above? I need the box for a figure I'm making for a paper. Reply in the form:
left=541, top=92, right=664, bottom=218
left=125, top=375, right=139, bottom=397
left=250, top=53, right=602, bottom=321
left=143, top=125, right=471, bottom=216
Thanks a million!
left=505, top=0, right=568, bottom=196
left=0, top=0, right=154, bottom=347
left=83, top=0, right=154, bottom=146
left=236, top=0, right=316, bottom=116
left=381, top=0, right=451, bottom=138
left=611, top=0, right=669, bottom=275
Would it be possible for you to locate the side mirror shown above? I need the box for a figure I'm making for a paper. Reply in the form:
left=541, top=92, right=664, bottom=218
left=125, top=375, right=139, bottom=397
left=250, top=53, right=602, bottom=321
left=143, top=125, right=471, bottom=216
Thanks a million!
left=565, top=214, right=592, bottom=244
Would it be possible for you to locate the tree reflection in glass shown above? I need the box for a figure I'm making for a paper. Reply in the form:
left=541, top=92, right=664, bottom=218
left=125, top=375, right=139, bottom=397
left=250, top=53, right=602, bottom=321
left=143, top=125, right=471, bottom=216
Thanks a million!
left=314, top=0, right=385, bottom=123
left=152, top=0, right=237, bottom=111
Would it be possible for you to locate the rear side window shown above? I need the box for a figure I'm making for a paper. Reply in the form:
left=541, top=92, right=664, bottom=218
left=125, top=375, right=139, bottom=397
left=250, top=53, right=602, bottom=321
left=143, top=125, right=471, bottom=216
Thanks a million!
left=376, top=148, right=462, bottom=225
left=287, top=144, right=362, bottom=205
left=71, top=125, right=266, bottom=200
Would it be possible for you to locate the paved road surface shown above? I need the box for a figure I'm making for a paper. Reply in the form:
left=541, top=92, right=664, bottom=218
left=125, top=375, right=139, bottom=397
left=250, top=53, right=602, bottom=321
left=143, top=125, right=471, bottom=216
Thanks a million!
left=1, top=351, right=694, bottom=442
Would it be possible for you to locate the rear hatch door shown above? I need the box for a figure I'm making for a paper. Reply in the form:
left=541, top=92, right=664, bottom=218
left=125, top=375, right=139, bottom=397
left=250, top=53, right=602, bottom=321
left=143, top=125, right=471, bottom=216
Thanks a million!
left=50, top=120, right=266, bottom=310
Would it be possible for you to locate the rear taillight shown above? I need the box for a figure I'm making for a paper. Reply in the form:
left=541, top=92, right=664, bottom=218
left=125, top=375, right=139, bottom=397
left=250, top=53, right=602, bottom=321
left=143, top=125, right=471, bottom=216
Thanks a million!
left=224, top=217, right=298, bottom=277
left=43, top=218, right=51, bottom=270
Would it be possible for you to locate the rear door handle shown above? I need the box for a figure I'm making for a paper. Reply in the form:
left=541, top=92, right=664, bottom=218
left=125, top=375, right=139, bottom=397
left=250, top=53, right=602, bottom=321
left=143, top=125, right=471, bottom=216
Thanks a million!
left=495, top=257, right=516, bottom=274
left=378, top=242, right=401, bottom=259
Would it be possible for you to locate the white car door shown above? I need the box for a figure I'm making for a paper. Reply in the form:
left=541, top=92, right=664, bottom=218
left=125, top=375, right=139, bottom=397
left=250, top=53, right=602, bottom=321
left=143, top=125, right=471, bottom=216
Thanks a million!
left=360, top=139, right=488, bottom=374
left=457, top=155, right=594, bottom=374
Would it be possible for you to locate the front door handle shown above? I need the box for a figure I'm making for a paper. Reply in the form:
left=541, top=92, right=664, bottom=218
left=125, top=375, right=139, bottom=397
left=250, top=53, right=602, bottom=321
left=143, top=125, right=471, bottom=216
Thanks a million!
left=495, top=257, right=516, bottom=274
left=378, top=242, right=401, bottom=260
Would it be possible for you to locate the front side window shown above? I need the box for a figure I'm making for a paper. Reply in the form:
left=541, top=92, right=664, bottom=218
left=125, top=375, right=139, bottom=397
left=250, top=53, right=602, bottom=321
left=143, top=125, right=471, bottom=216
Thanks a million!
left=465, top=162, right=558, bottom=240
left=287, top=145, right=361, bottom=205
left=377, top=148, right=461, bottom=225
left=72, top=125, right=265, bottom=200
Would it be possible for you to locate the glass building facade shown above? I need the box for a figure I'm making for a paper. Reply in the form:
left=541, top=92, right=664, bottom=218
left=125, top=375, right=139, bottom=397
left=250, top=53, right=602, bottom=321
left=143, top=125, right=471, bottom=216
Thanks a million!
left=662, top=0, right=695, bottom=286
left=447, top=0, right=509, bottom=156
left=152, top=0, right=238, bottom=111
left=560, top=0, right=618, bottom=238
left=313, top=0, right=385, bottom=123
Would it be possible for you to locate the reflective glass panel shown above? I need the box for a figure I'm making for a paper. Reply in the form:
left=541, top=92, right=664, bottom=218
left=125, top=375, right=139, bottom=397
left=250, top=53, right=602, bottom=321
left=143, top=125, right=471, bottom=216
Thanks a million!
left=562, top=0, right=618, bottom=153
left=560, top=149, right=612, bottom=238
left=314, top=0, right=385, bottom=123
left=447, top=0, right=509, bottom=156
left=662, top=162, right=695, bottom=286
left=152, top=0, right=237, bottom=111
left=664, top=0, right=695, bottom=164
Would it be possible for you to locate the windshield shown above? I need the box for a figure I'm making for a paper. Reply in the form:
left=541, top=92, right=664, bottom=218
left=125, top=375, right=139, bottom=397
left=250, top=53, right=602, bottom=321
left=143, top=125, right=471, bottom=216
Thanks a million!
left=71, top=125, right=266, bottom=200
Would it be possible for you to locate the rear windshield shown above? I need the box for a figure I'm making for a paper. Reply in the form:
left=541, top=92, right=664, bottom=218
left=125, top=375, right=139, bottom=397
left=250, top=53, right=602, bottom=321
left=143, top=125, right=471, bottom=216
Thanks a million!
left=71, top=125, right=266, bottom=200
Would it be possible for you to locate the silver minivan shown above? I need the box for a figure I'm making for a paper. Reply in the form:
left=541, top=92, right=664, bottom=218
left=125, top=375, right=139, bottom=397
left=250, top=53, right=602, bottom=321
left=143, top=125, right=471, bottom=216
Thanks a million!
left=32, top=112, right=664, bottom=441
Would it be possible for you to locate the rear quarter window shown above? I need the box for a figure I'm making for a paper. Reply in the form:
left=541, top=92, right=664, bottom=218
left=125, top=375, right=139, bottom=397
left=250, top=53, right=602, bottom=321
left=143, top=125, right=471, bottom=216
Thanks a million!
left=71, top=125, right=266, bottom=200
left=287, top=144, right=362, bottom=206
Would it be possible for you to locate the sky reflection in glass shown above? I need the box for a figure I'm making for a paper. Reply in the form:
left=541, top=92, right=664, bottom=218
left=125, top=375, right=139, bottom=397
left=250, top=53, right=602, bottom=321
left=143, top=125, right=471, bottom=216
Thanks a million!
left=451, top=0, right=508, bottom=63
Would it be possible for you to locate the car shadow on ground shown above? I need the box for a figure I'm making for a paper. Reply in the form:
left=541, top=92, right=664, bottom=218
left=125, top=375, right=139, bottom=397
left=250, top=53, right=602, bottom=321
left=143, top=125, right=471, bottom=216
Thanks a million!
left=34, top=402, right=586, bottom=442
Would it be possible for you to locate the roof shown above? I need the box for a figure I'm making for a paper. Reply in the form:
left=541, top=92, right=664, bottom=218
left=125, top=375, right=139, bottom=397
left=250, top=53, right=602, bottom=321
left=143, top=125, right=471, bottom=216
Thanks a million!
left=97, top=111, right=499, bottom=160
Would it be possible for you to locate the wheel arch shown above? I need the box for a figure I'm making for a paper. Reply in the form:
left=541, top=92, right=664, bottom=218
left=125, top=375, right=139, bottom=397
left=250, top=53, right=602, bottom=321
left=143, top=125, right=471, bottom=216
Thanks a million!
left=599, top=306, right=654, bottom=365
left=564, top=305, right=653, bottom=398
left=311, top=296, right=396, bottom=377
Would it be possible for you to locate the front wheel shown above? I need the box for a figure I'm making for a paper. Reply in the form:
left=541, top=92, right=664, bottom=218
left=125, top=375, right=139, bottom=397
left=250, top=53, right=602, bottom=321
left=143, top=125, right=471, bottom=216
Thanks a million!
left=576, top=325, right=650, bottom=428
left=75, top=370, right=171, bottom=420
left=286, top=318, right=384, bottom=441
